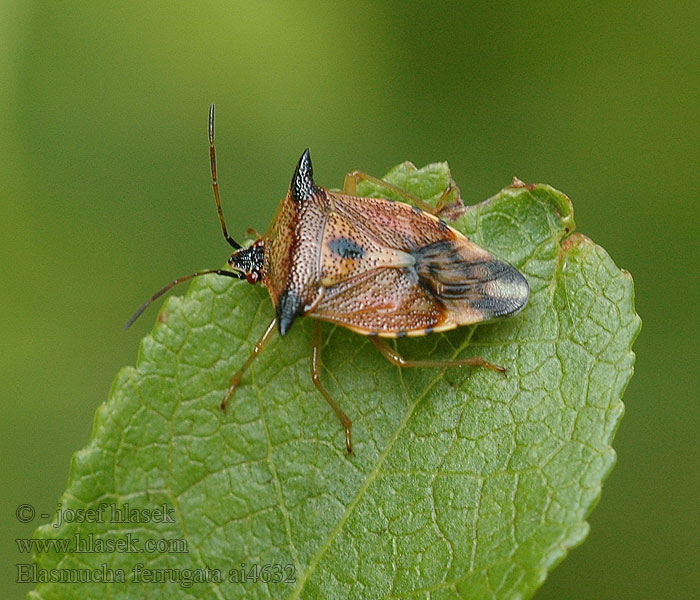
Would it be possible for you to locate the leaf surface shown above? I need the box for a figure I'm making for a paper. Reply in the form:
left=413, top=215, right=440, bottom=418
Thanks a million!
left=29, top=163, right=640, bottom=599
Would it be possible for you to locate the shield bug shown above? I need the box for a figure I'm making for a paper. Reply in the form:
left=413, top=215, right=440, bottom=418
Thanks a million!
left=127, top=104, right=530, bottom=454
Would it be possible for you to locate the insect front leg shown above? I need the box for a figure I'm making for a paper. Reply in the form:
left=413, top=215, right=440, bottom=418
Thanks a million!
left=310, top=321, right=353, bottom=454
left=368, top=336, right=506, bottom=374
left=343, top=170, right=449, bottom=216
left=220, top=318, right=277, bottom=411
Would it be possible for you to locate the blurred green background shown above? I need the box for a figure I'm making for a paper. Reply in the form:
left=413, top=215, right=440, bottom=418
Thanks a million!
left=2, top=1, right=698, bottom=598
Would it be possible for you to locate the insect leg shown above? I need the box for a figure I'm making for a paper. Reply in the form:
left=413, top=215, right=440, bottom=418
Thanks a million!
left=310, top=321, right=353, bottom=453
left=434, top=183, right=459, bottom=214
left=343, top=170, right=444, bottom=215
left=368, top=336, right=506, bottom=374
left=221, top=318, right=277, bottom=411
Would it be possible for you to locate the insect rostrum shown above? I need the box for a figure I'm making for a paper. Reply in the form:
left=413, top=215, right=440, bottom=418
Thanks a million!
left=128, top=105, right=530, bottom=454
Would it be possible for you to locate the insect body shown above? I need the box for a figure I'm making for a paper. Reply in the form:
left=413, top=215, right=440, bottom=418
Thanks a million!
left=128, top=105, right=530, bottom=454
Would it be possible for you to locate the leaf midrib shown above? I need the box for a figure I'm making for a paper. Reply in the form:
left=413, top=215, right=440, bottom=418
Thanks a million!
left=287, top=326, right=478, bottom=599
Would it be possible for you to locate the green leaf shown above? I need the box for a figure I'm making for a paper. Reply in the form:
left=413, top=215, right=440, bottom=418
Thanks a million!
left=29, top=163, right=639, bottom=599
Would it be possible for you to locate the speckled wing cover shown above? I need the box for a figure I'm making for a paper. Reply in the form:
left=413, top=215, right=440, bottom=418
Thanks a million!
left=311, top=193, right=530, bottom=337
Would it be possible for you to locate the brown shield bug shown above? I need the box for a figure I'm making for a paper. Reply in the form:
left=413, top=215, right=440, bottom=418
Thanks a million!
left=127, top=105, right=530, bottom=454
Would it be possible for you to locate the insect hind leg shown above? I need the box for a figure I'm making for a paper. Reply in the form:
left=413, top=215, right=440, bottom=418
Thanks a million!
left=368, top=336, right=505, bottom=374
left=342, top=170, right=444, bottom=215
left=310, top=321, right=353, bottom=453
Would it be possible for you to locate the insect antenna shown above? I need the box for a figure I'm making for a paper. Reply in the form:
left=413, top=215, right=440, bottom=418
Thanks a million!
left=209, top=103, right=241, bottom=250
left=125, top=268, right=243, bottom=329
